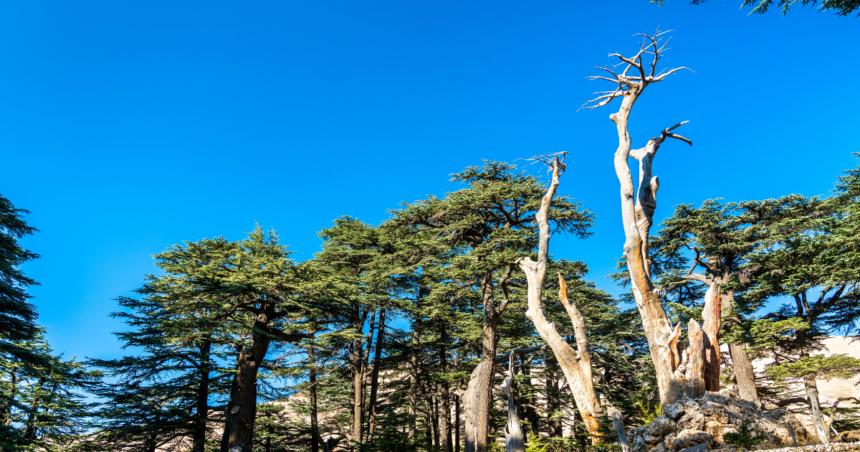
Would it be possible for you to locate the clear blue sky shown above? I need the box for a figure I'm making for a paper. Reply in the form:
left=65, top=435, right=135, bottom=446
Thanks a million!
left=1, top=1, right=857, bottom=361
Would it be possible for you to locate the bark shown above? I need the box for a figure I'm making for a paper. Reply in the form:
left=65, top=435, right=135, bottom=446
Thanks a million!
left=367, top=309, right=386, bottom=439
left=464, top=273, right=499, bottom=452
left=221, top=362, right=239, bottom=452
left=685, top=319, right=706, bottom=398
left=582, top=31, right=695, bottom=407
left=227, top=304, right=309, bottom=452
left=410, top=296, right=422, bottom=441
left=606, top=403, right=629, bottom=452
left=502, top=353, right=525, bottom=452
left=352, top=309, right=373, bottom=446
left=516, top=156, right=605, bottom=443
left=192, top=338, right=212, bottom=452
left=701, top=285, right=721, bottom=393
left=455, top=394, right=461, bottom=452
left=720, top=292, right=759, bottom=404
left=806, top=377, right=829, bottom=444
left=310, top=335, right=320, bottom=452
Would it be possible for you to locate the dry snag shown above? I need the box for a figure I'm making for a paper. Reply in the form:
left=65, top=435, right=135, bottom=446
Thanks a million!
left=516, top=153, right=620, bottom=444
left=583, top=28, right=715, bottom=407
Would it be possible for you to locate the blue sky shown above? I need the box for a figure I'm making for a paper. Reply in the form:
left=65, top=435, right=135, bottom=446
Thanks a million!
left=1, top=1, right=857, bottom=361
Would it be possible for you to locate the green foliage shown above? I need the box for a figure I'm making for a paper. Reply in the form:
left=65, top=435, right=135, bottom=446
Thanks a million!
left=723, top=422, right=764, bottom=447
left=650, top=0, right=860, bottom=16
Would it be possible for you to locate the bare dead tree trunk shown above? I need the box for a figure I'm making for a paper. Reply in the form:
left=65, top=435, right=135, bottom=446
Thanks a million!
left=516, top=154, right=606, bottom=442
left=582, top=28, right=700, bottom=407
left=503, top=353, right=525, bottom=452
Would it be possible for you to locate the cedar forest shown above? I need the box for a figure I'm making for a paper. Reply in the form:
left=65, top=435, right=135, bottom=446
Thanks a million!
left=2, top=8, right=860, bottom=452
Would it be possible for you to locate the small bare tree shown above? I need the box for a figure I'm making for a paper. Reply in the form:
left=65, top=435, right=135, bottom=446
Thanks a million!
left=582, top=29, right=717, bottom=408
left=517, top=154, right=625, bottom=445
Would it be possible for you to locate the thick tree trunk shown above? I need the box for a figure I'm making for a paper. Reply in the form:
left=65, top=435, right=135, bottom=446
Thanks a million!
left=367, top=310, right=386, bottom=438
left=192, top=338, right=212, bottom=452
left=517, top=157, right=605, bottom=442
left=455, top=394, right=462, bottom=452
left=464, top=274, right=498, bottom=452
left=228, top=306, right=309, bottom=452
left=352, top=310, right=374, bottom=445
left=227, top=332, right=269, bottom=451
left=686, top=319, right=706, bottom=398
left=310, top=336, right=320, bottom=452
left=721, top=292, right=759, bottom=404
left=701, top=285, right=721, bottom=392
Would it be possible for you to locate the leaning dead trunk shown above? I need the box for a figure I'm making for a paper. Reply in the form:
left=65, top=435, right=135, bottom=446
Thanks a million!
left=516, top=154, right=606, bottom=443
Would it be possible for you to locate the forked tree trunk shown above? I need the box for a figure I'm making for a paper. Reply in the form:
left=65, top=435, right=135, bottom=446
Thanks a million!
left=516, top=155, right=607, bottom=443
left=583, top=29, right=703, bottom=407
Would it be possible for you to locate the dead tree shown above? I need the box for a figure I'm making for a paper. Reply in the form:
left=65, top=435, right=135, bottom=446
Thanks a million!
left=582, top=29, right=713, bottom=407
left=517, top=154, right=622, bottom=444
left=502, top=352, right=525, bottom=452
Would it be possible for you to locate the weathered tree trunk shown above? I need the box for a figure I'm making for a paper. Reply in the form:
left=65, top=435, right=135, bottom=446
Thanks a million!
left=464, top=273, right=499, bottom=452
left=310, top=335, right=320, bottom=452
left=605, top=400, right=630, bottom=452
left=192, top=338, right=212, bottom=452
left=503, top=353, right=525, bottom=452
left=701, top=285, right=721, bottom=392
left=720, top=291, right=759, bottom=404
left=805, top=377, right=830, bottom=444
left=517, top=155, right=606, bottom=443
left=686, top=319, right=706, bottom=398
left=583, top=30, right=694, bottom=407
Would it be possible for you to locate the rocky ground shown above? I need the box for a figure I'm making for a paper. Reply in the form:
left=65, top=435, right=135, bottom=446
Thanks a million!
left=628, top=392, right=811, bottom=452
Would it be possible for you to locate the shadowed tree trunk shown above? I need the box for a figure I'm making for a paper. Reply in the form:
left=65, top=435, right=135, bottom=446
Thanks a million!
left=367, top=309, right=385, bottom=439
left=464, top=273, right=500, bottom=452
left=192, top=338, right=211, bottom=452
left=310, top=335, right=320, bottom=452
